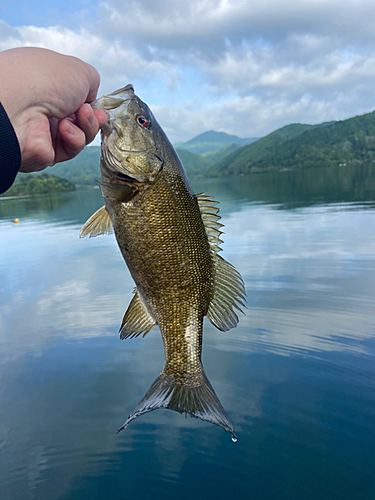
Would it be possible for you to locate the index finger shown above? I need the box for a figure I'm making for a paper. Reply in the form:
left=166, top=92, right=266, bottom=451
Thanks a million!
left=84, top=62, right=101, bottom=103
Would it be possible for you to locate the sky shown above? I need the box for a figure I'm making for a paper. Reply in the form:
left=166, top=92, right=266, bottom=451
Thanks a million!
left=1, top=0, right=375, bottom=143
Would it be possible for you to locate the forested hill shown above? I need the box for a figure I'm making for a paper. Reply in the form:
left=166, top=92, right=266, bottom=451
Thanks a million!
left=2, top=174, right=76, bottom=197
left=175, top=149, right=213, bottom=176
left=250, top=112, right=375, bottom=172
left=209, top=112, right=375, bottom=176
left=209, top=121, right=335, bottom=176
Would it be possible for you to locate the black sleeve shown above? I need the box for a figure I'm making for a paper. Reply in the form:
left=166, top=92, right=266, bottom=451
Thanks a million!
left=0, top=102, right=21, bottom=195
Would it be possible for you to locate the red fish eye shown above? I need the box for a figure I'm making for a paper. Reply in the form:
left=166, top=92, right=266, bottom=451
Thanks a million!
left=136, top=115, right=151, bottom=128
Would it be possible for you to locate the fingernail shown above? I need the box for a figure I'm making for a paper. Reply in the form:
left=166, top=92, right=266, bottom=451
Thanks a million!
left=66, top=121, right=76, bottom=136
left=88, top=111, right=96, bottom=126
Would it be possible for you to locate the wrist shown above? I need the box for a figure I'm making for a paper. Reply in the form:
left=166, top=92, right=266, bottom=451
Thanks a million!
left=0, top=51, right=31, bottom=123
left=0, top=102, right=22, bottom=194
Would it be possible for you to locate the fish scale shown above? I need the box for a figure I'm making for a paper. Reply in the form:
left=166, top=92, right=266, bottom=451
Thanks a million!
left=110, top=170, right=211, bottom=380
left=80, top=84, right=245, bottom=440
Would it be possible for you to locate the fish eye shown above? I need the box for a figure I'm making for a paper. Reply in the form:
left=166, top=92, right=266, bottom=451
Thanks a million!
left=136, top=115, right=151, bottom=128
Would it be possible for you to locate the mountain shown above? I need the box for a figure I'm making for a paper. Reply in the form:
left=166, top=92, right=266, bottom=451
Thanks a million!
left=202, top=143, right=242, bottom=163
left=175, top=130, right=259, bottom=155
left=209, top=121, right=337, bottom=176
left=248, top=113, right=375, bottom=173
left=209, top=113, right=375, bottom=176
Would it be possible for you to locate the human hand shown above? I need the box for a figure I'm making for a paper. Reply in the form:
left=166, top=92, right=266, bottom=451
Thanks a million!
left=0, top=47, right=107, bottom=173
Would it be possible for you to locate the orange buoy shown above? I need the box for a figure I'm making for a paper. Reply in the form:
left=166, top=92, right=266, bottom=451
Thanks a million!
left=13, top=218, right=20, bottom=224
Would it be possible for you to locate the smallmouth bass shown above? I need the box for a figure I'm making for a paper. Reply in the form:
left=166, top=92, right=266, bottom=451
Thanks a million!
left=80, top=85, right=245, bottom=440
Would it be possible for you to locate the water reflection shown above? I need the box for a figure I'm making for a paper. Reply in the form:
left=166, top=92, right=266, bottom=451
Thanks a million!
left=195, top=163, right=375, bottom=209
left=0, top=188, right=103, bottom=225
left=1, top=163, right=375, bottom=226
left=1, top=166, right=375, bottom=500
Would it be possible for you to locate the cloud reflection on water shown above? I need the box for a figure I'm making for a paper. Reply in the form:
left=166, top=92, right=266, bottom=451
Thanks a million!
left=1, top=178, right=375, bottom=500
left=1, top=190, right=375, bottom=363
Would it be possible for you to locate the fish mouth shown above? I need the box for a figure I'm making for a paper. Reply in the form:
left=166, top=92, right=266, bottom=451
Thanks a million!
left=93, top=83, right=153, bottom=154
left=115, top=148, right=152, bottom=154
left=109, top=83, right=134, bottom=96
left=113, top=171, right=137, bottom=183
left=101, top=160, right=138, bottom=183
left=109, top=84, right=135, bottom=98
left=91, top=84, right=135, bottom=113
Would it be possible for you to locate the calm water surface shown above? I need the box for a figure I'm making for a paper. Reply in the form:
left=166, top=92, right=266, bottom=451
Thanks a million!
left=1, top=165, right=375, bottom=500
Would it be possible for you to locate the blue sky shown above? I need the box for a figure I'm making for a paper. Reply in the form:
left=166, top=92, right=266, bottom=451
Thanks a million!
left=1, top=0, right=375, bottom=143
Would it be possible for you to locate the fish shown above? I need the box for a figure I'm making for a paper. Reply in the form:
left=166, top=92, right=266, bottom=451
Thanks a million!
left=80, top=84, right=245, bottom=441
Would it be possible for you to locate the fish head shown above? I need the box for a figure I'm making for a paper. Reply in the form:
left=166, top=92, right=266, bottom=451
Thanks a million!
left=92, top=84, right=163, bottom=184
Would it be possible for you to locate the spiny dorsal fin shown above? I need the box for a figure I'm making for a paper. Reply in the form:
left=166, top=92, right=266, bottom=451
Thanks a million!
left=120, top=289, right=157, bottom=339
left=79, top=205, right=113, bottom=238
left=196, top=193, right=246, bottom=332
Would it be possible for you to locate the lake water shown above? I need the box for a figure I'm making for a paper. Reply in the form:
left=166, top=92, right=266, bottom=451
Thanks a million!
left=1, top=164, right=375, bottom=500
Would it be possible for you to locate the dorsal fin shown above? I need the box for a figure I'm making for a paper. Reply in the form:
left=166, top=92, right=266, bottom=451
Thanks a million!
left=79, top=205, right=113, bottom=238
left=196, top=193, right=246, bottom=331
left=120, top=289, right=157, bottom=339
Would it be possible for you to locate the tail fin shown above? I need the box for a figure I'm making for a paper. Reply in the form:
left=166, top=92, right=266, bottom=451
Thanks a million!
left=117, top=371, right=237, bottom=441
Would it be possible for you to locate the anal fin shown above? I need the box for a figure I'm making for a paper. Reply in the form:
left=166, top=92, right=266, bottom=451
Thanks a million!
left=79, top=205, right=112, bottom=238
left=120, top=289, right=157, bottom=339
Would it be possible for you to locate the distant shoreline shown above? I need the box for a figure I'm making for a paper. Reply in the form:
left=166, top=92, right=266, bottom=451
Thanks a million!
left=1, top=173, right=76, bottom=198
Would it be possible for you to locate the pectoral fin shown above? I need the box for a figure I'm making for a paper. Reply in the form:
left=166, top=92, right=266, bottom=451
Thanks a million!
left=197, top=193, right=246, bottom=331
left=97, top=181, right=136, bottom=202
left=120, top=289, right=157, bottom=339
left=79, top=205, right=112, bottom=238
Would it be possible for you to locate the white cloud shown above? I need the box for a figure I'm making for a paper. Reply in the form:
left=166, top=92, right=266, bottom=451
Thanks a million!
left=95, top=0, right=375, bottom=51
left=154, top=91, right=363, bottom=142
left=0, top=23, right=180, bottom=90
left=1, top=0, right=375, bottom=141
